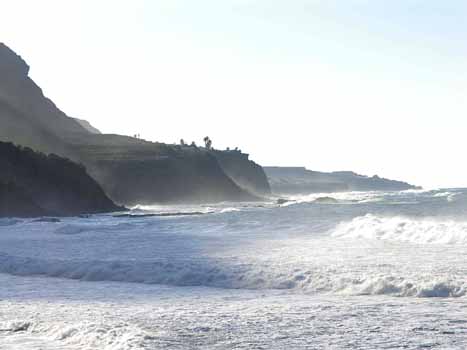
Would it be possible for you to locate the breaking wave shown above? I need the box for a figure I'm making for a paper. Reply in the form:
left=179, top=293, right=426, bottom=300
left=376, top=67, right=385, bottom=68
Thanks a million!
left=0, top=320, right=151, bottom=350
left=0, top=252, right=465, bottom=298
left=332, top=214, right=467, bottom=245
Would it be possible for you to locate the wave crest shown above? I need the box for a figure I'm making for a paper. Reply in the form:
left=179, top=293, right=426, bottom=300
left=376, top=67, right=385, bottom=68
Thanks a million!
left=332, top=214, right=467, bottom=245
left=0, top=253, right=465, bottom=298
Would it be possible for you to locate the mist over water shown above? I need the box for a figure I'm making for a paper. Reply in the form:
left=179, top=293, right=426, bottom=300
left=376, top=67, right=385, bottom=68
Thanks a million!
left=2, top=188, right=467, bottom=348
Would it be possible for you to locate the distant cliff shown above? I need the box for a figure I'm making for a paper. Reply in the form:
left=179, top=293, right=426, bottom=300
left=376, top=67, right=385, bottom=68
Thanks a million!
left=0, top=141, right=121, bottom=217
left=0, top=43, right=263, bottom=205
left=264, top=167, right=419, bottom=195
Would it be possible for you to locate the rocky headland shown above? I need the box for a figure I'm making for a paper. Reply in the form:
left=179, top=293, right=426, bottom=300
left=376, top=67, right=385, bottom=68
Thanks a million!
left=0, top=43, right=269, bottom=206
left=264, top=166, right=420, bottom=195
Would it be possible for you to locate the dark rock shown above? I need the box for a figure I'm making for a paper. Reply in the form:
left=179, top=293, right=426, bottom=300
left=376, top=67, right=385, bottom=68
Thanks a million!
left=0, top=141, right=122, bottom=217
left=313, top=196, right=339, bottom=204
left=0, top=182, right=47, bottom=218
left=33, top=217, right=61, bottom=223
left=276, top=198, right=290, bottom=205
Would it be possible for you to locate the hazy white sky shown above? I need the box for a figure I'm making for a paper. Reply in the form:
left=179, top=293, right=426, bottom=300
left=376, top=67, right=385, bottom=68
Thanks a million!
left=2, top=0, right=467, bottom=188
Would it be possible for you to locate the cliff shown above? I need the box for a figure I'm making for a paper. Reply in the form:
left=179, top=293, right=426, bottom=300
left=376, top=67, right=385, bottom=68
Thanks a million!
left=67, top=134, right=257, bottom=205
left=0, top=44, right=88, bottom=159
left=0, top=43, right=263, bottom=205
left=328, top=171, right=420, bottom=191
left=211, top=150, right=271, bottom=197
left=0, top=141, right=121, bottom=217
left=0, top=182, right=47, bottom=217
left=264, top=167, right=419, bottom=195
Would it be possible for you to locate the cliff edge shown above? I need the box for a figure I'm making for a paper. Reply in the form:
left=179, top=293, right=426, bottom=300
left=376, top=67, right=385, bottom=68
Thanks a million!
left=212, top=150, right=270, bottom=197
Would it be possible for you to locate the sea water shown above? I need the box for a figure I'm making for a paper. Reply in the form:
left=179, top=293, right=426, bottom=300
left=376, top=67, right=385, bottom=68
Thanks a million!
left=1, top=189, right=467, bottom=349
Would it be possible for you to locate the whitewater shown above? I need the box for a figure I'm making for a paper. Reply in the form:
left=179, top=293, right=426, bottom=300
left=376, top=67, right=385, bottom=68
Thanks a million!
left=2, top=189, right=467, bottom=349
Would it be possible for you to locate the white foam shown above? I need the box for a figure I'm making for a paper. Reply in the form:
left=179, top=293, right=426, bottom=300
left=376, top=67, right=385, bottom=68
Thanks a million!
left=337, top=275, right=466, bottom=297
left=219, top=207, right=240, bottom=213
left=332, top=214, right=467, bottom=245
left=285, top=190, right=390, bottom=206
left=0, top=320, right=150, bottom=350
left=0, top=251, right=465, bottom=298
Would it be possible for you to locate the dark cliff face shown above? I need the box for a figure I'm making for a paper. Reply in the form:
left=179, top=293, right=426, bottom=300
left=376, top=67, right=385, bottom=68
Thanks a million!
left=212, top=150, right=271, bottom=197
left=264, top=166, right=419, bottom=195
left=0, top=43, right=263, bottom=205
left=0, top=182, right=48, bottom=218
left=0, top=142, right=121, bottom=217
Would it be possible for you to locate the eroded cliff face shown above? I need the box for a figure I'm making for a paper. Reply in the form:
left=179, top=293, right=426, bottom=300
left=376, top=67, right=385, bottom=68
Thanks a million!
left=0, top=43, right=264, bottom=205
left=212, top=150, right=271, bottom=197
left=0, top=142, right=121, bottom=217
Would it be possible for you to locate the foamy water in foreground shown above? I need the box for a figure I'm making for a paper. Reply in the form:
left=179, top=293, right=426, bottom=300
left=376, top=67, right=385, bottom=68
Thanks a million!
left=1, top=189, right=467, bottom=349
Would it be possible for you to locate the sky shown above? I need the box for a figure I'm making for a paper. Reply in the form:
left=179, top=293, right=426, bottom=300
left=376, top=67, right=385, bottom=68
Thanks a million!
left=1, top=0, right=467, bottom=188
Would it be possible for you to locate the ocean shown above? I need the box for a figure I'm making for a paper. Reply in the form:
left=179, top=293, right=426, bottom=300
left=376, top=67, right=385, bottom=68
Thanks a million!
left=1, top=189, right=467, bottom=349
